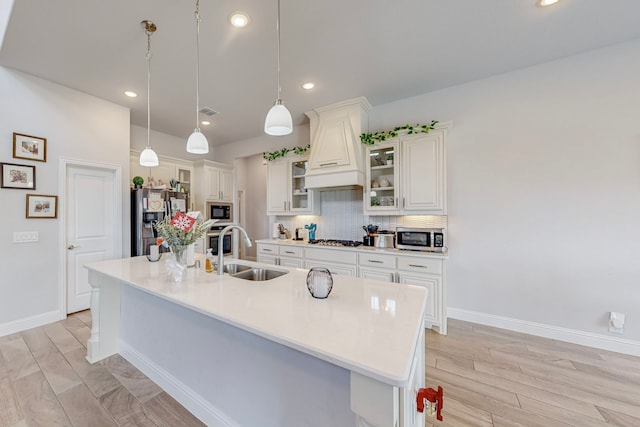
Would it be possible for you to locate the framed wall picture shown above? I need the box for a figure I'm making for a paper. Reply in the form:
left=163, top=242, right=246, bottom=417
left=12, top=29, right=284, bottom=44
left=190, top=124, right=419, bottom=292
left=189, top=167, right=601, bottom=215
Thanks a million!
left=26, top=194, right=58, bottom=219
left=13, top=132, right=47, bottom=162
left=1, top=162, right=36, bottom=189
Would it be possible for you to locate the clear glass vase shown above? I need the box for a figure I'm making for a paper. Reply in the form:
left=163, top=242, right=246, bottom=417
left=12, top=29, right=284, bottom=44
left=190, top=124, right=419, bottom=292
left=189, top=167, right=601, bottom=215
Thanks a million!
left=167, top=245, right=187, bottom=283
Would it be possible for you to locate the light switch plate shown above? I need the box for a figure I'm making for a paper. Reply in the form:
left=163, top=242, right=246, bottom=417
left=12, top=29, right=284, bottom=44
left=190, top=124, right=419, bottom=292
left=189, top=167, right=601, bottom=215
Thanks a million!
left=13, top=231, right=39, bottom=243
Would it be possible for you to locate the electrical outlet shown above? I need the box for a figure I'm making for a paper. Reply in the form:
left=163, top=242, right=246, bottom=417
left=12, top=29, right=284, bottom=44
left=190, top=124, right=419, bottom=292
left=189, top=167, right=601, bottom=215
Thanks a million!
left=13, top=231, right=39, bottom=243
left=609, top=312, right=625, bottom=334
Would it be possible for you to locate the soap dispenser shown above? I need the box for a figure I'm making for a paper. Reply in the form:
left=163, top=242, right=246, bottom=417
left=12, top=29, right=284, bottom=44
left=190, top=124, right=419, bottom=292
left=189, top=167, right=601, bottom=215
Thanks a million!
left=205, top=249, right=214, bottom=273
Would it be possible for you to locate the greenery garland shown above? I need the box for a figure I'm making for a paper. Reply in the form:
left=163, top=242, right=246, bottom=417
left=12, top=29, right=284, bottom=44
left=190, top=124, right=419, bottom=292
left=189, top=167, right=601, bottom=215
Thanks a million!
left=360, top=120, right=439, bottom=145
left=263, top=144, right=311, bottom=162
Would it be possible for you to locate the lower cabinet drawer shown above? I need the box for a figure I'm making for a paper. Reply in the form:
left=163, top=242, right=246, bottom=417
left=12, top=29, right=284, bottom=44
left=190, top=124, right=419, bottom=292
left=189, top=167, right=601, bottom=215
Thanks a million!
left=257, top=244, right=278, bottom=255
left=305, top=247, right=357, bottom=265
left=397, top=256, right=442, bottom=274
left=358, top=253, right=396, bottom=269
left=305, top=261, right=356, bottom=276
left=279, top=246, right=304, bottom=258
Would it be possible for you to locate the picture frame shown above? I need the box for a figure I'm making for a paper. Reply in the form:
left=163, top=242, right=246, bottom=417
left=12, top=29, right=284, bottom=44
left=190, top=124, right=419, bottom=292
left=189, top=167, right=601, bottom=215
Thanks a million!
left=13, top=132, right=47, bottom=162
left=26, top=194, right=58, bottom=219
left=1, top=162, right=36, bottom=190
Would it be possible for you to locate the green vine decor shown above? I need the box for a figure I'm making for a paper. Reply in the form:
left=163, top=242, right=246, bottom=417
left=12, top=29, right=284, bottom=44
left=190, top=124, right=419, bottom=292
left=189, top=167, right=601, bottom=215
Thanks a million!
left=360, top=120, right=439, bottom=145
left=263, top=144, right=311, bottom=161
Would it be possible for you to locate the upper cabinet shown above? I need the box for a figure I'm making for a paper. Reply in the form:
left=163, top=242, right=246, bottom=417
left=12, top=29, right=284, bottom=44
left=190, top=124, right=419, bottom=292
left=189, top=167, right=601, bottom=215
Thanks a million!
left=266, top=155, right=317, bottom=216
left=204, top=167, right=233, bottom=202
left=304, top=97, right=371, bottom=189
left=364, top=125, right=448, bottom=215
left=193, top=160, right=234, bottom=210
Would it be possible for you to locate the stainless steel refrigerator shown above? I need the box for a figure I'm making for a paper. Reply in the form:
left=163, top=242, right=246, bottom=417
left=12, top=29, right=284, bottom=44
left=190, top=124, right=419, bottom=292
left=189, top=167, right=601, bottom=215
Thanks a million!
left=131, top=188, right=189, bottom=256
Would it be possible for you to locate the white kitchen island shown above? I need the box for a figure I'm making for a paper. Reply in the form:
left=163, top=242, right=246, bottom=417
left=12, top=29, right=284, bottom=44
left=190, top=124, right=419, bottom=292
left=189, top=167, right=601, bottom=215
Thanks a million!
left=85, top=256, right=427, bottom=427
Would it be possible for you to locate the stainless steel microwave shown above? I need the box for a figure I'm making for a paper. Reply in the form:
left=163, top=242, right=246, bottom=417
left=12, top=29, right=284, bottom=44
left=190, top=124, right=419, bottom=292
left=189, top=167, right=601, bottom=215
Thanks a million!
left=396, top=227, right=445, bottom=252
left=206, top=202, right=233, bottom=223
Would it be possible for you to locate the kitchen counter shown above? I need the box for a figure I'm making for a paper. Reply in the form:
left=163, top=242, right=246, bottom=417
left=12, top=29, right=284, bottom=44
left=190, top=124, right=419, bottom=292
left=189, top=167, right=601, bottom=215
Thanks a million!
left=84, top=256, right=427, bottom=427
left=256, top=238, right=449, bottom=258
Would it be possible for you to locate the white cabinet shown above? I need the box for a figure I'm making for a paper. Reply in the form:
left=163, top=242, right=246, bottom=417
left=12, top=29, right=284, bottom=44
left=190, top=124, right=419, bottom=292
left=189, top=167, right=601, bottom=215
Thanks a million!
left=304, top=247, right=357, bottom=276
left=397, top=256, right=445, bottom=333
left=266, top=155, right=316, bottom=216
left=256, top=243, right=304, bottom=267
left=357, top=252, right=446, bottom=334
left=357, top=252, right=396, bottom=283
left=205, top=167, right=233, bottom=202
left=193, top=160, right=234, bottom=211
left=255, top=241, right=447, bottom=334
left=176, top=166, right=194, bottom=194
left=364, top=141, right=400, bottom=213
left=364, top=127, right=448, bottom=215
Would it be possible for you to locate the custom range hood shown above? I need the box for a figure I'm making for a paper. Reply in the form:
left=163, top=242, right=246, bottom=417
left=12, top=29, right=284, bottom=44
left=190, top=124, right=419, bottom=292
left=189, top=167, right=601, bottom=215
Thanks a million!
left=304, top=97, right=371, bottom=189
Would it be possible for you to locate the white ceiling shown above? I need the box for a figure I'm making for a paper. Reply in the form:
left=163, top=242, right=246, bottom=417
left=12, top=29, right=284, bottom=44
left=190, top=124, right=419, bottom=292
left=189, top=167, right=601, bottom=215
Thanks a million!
left=2, top=0, right=640, bottom=147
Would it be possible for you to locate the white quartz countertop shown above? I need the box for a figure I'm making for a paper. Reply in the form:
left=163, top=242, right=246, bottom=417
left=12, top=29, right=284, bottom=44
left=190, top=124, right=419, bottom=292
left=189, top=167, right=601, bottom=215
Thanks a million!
left=256, top=238, right=448, bottom=259
left=85, top=256, right=427, bottom=387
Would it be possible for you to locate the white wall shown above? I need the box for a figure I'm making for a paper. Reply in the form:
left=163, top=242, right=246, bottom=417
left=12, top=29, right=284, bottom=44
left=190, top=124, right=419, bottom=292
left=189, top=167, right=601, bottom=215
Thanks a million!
left=235, top=154, right=269, bottom=260
left=226, top=39, right=640, bottom=348
left=0, top=67, right=130, bottom=328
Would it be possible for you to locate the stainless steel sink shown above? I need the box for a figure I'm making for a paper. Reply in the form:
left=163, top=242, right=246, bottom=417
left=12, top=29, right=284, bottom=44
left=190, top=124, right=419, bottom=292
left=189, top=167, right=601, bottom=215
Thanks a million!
left=223, top=263, right=253, bottom=274
left=231, top=267, right=288, bottom=281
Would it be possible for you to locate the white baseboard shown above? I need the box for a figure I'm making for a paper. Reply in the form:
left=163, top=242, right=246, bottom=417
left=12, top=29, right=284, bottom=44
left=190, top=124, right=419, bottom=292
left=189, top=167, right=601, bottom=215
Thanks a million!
left=0, top=310, right=62, bottom=337
left=119, top=341, right=240, bottom=427
left=447, top=307, right=640, bottom=357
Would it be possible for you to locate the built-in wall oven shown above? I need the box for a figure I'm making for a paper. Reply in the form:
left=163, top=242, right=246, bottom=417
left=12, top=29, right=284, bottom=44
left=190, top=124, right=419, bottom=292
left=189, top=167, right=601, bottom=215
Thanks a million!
left=207, top=225, right=233, bottom=256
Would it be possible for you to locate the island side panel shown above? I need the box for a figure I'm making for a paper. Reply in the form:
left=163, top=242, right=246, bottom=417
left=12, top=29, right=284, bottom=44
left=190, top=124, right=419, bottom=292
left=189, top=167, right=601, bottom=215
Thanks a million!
left=119, top=285, right=357, bottom=427
left=86, top=269, right=121, bottom=363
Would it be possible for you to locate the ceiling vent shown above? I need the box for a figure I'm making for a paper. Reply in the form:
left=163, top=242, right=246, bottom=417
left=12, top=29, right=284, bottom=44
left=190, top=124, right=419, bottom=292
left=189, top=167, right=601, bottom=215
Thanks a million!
left=199, top=107, right=218, bottom=117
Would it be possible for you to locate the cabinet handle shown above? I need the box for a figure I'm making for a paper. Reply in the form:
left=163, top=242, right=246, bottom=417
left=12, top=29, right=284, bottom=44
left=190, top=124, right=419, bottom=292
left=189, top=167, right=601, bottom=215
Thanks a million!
left=320, top=162, right=338, bottom=167
left=403, top=198, right=406, bottom=208
left=368, top=259, right=383, bottom=264
left=283, top=201, right=286, bottom=211
left=284, top=250, right=295, bottom=254
left=408, top=264, right=427, bottom=268
left=395, top=198, right=398, bottom=207
left=263, top=248, right=273, bottom=252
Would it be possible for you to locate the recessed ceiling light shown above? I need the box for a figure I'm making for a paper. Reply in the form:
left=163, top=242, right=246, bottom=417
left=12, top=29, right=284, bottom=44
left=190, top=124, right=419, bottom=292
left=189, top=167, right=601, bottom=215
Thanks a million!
left=124, top=91, right=137, bottom=98
left=302, top=82, right=315, bottom=90
left=201, top=120, right=211, bottom=126
left=229, top=11, right=250, bottom=28
left=536, top=0, right=559, bottom=7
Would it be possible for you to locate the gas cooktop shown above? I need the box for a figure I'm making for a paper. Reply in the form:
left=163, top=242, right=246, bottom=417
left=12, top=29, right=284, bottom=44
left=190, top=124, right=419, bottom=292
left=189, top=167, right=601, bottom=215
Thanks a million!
left=308, top=239, right=363, bottom=247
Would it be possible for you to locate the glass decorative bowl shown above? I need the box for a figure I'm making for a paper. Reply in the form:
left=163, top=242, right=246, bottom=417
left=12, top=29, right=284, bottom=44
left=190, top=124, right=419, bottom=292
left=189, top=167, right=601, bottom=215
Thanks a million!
left=306, top=267, right=333, bottom=299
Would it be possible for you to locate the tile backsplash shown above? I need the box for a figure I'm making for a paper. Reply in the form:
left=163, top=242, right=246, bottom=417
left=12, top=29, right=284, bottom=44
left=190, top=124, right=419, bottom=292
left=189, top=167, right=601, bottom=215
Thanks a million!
left=273, top=188, right=448, bottom=243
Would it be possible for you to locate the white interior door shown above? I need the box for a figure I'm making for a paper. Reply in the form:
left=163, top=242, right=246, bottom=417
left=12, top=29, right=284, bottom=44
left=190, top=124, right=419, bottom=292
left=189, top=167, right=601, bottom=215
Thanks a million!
left=66, top=163, right=118, bottom=313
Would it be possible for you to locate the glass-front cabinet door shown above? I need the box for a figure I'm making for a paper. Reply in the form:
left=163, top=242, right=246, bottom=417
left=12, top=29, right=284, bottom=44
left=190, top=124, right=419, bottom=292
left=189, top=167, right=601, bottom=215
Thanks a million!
left=290, top=158, right=311, bottom=212
left=364, top=141, right=399, bottom=214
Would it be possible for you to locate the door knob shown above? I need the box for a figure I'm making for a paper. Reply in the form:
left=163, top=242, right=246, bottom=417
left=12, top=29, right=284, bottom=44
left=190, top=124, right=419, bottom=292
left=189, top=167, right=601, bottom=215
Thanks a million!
left=67, top=244, right=79, bottom=250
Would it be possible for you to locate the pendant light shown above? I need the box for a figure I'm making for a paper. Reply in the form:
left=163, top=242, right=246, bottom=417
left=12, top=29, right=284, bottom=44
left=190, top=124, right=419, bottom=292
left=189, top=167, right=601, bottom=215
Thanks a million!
left=264, top=0, right=292, bottom=136
left=186, top=0, right=210, bottom=154
left=139, top=21, right=159, bottom=167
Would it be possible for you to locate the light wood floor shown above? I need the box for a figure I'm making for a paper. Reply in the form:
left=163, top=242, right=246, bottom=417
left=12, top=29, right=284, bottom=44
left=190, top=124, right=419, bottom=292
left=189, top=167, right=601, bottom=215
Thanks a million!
left=425, top=319, right=640, bottom=427
left=0, top=311, right=204, bottom=427
left=1, top=314, right=639, bottom=426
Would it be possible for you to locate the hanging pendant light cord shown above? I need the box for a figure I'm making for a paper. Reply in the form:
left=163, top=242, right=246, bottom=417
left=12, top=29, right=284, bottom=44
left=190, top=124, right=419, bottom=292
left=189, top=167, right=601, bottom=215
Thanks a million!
left=194, top=0, right=201, bottom=131
left=276, top=0, right=282, bottom=101
left=146, top=30, right=152, bottom=148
